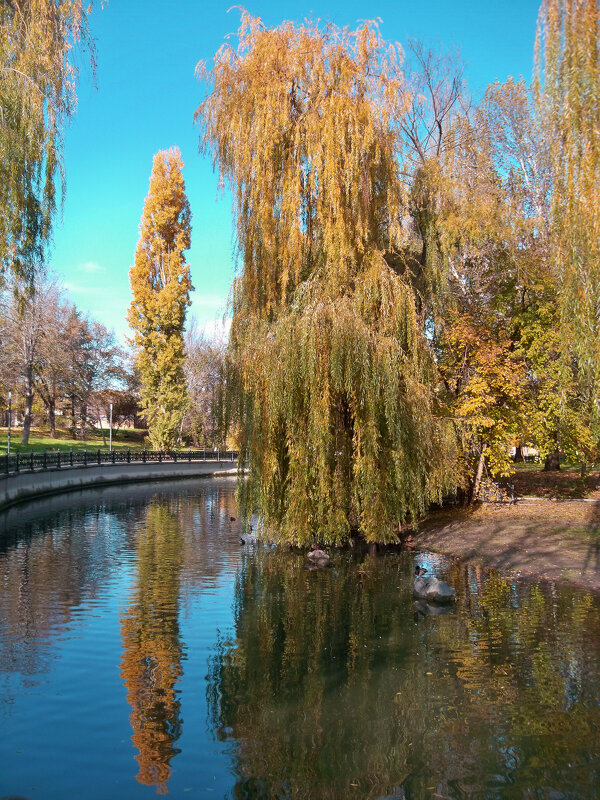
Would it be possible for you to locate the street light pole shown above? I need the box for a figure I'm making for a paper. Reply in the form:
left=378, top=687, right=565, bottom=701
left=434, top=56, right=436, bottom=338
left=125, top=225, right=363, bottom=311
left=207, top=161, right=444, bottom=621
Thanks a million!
left=7, top=391, right=11, bottom=455
left=109, top=402, right=113, bottom=452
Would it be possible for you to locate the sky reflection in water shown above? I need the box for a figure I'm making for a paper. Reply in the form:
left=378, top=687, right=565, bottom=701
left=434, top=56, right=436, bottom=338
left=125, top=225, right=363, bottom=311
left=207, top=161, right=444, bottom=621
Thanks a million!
left=0, top=478, right=599, bottom=799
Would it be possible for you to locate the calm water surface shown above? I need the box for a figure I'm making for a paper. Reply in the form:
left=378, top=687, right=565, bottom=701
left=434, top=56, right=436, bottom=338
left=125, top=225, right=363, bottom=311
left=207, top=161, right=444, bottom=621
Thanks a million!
left=0, top=478, right=599, bottom=799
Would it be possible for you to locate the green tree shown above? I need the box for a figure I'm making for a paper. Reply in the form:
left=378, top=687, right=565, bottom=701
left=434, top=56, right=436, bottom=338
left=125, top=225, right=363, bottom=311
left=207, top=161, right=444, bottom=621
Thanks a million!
left=127, top=147, right=192, bottom=450
left=395, top=55, right=531, bottom=498
left=0, top=0, right=95, bottom=284
left=196, top=14, right=457, bottom=545
left=518, top=288, right=594, bottom=470
left=478, top=74, right=596, bottom=471
left=535, top=0, right=600, bottom=415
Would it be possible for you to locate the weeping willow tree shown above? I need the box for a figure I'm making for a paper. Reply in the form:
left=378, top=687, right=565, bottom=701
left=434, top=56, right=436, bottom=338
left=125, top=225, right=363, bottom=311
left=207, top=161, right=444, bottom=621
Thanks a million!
left=196, top=13, right=456, bottom=545
left=0, top=0, right=96, bottom=284
left=535, top=0, right=600, bottom=414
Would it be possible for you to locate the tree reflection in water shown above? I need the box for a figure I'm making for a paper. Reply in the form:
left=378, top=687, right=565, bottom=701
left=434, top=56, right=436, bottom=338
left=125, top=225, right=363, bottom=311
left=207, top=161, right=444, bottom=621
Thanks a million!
left=120, top=501, right=184, bottom=794
left=1, top=483, right=600, bottom=796
left=207, top=549, right=600, bottom=799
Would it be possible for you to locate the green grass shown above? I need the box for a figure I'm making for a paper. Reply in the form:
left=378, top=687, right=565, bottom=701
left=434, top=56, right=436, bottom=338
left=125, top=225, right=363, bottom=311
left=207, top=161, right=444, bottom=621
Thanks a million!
left=512, top=461, right=544, bottom=473
left=511, top=460, right=600, bottom=499
left=0, top=426, right=149, bottom=454
left=512, top=460, right=594, bottom=473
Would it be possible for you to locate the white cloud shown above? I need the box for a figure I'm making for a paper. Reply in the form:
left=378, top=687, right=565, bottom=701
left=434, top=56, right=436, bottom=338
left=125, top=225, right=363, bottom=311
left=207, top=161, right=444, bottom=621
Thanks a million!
left=78, top=261, right=104, bottom=274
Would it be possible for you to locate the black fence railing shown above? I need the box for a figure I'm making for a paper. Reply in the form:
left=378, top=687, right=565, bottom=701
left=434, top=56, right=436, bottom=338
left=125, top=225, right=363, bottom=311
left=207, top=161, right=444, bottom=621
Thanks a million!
left=1, top=449, right=239, bottom=477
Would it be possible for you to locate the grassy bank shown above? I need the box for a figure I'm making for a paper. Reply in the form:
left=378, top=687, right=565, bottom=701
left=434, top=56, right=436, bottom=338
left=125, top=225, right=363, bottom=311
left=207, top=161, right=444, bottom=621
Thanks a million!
left=0, top=426, right=147, bottom=454
left=511, top=462, right=600, bottom=500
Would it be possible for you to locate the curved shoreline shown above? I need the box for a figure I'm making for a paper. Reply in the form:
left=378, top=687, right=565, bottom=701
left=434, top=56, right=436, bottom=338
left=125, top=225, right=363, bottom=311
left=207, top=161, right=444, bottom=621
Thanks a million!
left=413, top=499, right=600, bottom=593
left=0, top=460, right=240, bottom=513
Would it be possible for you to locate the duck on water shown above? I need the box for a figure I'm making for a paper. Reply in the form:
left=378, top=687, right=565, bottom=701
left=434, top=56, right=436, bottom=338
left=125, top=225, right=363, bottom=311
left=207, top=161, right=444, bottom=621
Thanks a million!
left=413, top=565, right=456, bottom=604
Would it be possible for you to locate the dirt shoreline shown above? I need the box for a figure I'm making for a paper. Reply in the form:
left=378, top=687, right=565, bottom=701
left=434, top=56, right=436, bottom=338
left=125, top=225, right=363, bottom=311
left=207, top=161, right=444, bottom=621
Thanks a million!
left=413, top=497, right=600, bottom=593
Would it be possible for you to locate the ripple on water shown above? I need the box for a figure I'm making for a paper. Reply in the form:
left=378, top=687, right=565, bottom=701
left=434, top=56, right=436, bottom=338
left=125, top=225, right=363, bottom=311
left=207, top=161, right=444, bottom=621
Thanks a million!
left=1, top=478, right=600, bottom=799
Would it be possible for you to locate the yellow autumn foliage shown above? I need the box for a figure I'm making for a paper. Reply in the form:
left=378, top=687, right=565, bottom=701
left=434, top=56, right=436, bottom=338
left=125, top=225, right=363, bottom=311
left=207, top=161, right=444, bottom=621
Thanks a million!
left=128, top=147, right=192, bottom=450
left=197, top=13, right=456, bottom=543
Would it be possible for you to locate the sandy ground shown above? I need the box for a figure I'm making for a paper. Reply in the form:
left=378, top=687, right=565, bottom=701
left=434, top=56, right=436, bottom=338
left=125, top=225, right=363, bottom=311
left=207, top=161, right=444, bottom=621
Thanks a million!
left=414, top=497, right=600, bottom=593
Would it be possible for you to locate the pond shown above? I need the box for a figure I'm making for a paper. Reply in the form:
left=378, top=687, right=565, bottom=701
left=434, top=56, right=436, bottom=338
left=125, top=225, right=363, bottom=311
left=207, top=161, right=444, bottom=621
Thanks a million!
left=0, top=478, right=599, bottom=799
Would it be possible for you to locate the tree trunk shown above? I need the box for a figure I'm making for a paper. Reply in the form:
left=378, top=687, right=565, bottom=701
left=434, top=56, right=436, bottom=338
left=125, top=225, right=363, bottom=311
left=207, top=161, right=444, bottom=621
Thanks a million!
left=48, top=398, right=56, bottom=438
left=97, top=414, right=106, bottom=446
left=176, top=415, right=185, bottom=446
left=21, top=366, right=34, bottom=445
left=470, top=450, right=486, bottom=504
left=513, top=443, right=525, bottom=463
left=70, top=394, right=77, bottom=437
left=543, top=448, right=561, bottom=471
left=80, top=404, right=87, bottom=440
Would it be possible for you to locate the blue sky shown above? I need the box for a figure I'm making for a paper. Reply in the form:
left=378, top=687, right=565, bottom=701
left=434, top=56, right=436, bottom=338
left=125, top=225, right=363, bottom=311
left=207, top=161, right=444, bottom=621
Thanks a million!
left=50, top=0, right=540, bottom=343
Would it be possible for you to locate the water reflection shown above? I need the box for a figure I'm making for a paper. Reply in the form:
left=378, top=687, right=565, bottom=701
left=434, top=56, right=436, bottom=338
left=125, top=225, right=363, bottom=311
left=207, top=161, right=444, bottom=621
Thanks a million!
left=207, top=549, right=600, bottom=799
left=119, top=501, right=185, bottom=793
left=0, top=503, right=133, bottom=680
left=0, top=479, right=242, bottom=798
left=1, top=483, right=600, bottom=798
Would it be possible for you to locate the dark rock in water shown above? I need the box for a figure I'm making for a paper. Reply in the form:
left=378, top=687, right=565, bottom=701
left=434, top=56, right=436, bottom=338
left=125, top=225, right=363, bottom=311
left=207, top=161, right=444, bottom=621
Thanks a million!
left=307, top=545, right=330, bottom=566
left=413, top=566, right=456, bottom=604
left=230, top=516, right=236, bottom=521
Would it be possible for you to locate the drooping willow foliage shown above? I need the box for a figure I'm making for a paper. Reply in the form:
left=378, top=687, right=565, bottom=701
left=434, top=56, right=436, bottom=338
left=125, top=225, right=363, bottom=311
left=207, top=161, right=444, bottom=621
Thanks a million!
left=0, top=0, right=95, bottom=284
left=196, top=13, right=457, bottom=544
left=535, top=0, right=600, bottom=412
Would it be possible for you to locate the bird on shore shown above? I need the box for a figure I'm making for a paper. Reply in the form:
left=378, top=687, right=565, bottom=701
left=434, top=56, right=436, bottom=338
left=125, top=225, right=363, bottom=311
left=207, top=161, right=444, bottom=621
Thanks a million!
left=413, top=565, right=456, bottom=604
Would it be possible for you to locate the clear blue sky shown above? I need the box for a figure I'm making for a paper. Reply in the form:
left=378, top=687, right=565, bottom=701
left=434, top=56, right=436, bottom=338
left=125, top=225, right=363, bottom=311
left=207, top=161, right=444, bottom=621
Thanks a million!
left=50, top=0, right=541, bottom=343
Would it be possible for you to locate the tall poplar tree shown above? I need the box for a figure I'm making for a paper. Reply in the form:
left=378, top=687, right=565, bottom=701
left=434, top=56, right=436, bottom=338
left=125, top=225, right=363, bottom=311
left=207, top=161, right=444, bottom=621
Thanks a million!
left=196, top=14, right=457, bottom=544
left=128, top=148, right=192, bottom=450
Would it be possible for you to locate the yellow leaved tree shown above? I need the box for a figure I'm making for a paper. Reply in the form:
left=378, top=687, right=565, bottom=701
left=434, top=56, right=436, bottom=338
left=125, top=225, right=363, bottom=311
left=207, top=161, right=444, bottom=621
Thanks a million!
left=196, top=13, right=457, bottom=544
left=128, top=147, right=192, bottom=450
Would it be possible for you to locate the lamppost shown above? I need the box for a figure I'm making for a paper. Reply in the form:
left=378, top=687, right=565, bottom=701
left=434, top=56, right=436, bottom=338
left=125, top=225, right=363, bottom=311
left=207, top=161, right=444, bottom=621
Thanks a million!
left=7, top=391, right=11, bottom=455
left=109, top=402, right=113, bottom=452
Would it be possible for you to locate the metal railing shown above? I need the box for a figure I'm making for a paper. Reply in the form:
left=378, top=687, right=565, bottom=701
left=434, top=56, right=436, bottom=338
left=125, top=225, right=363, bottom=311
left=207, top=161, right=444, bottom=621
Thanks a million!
left=1, top=449, right=239, bottom=477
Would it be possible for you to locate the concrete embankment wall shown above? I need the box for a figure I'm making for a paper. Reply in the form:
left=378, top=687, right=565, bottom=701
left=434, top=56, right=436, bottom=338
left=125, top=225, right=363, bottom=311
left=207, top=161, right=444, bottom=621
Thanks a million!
left=0, top=461, right=239, bottom=512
